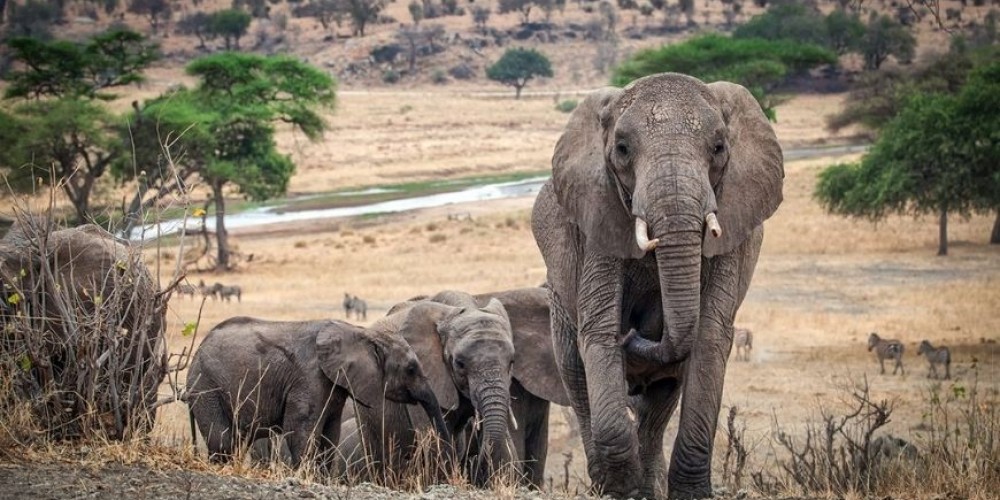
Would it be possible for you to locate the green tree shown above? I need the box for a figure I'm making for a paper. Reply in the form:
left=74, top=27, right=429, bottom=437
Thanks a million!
left=861, top=13, right=916, bottom=70
left=0, top=29, right=158, bottom=222
left=343, top=0, right=385, bottom=36
left=612, top=34, right=837, bottom=120
left=824, top=8, right=865, bottom=55
left=4, top=29, right=159, bottom=100
left=828, top=43, right=995, bottom=135
left=210, top=9, right=252, bottom=50
left=128, top=0, right=173, bottom=34
left=498, top=0, right=533, bottom=24
left=815, top=62, right=1000, bottom=254
left=486, top=47, right=553, bottom=99
left=117, top=54, right=336, bottom=270
left=733, top=3, right=827, bottom=46
left=177, top=11, right=217, bottom=49
left=291, top=0, right=343, bottom=31
left=0, top=99, right=122, bottom=220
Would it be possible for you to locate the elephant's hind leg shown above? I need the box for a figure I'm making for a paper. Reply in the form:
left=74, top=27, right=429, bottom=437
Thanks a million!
left=191, top=390, right=237, bottom=462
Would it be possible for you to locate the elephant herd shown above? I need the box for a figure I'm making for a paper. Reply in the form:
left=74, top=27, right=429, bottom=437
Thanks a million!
left=187, top=73, right=788, bottom=499
left=186, top=287, right=567, bottom=487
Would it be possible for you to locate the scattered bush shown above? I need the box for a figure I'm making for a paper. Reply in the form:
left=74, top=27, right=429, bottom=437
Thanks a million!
left=432, top=69, right=448, bottom=84
left=555, top=99, right=578, bottom=112
left=429, top=233, right=447, bottom=243
left=382, top=69, right=401, bottom=83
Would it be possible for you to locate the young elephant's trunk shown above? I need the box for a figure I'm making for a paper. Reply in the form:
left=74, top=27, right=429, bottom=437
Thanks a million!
left=469, top=375, right=512, bottom=485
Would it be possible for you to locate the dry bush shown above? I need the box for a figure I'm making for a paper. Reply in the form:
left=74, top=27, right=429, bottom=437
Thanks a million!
left=751, top=374, right=1000, bottom=499
left=0, top=212, right=170, bottom=443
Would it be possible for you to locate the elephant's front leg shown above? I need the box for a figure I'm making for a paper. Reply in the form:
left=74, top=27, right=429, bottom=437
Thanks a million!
left=668, top=228, right=762, bottom=499
left=578, top=252, right=642, bottom=497
left=283, top=392, right=325, bottom=468
left=635, top=378, right=682, bottom=498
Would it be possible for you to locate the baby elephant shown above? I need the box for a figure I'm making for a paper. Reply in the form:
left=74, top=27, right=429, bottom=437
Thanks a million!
left=917, top=340, right=951, bottom=379
left=868, top=332, right=905, bottom=375
left=733, top=328, right=753, bottom=362
left=186, top=317, right=449, bottom=468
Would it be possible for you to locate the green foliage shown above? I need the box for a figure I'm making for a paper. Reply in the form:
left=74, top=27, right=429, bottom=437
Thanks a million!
left=3, top=29, right=158, bottom=100
left=209, top=9, right=252, bottom=50
left=408, top=0, right=423, bottom=24
left=828, top=44, right=997, bottom=134
left=382, top=68, right=400, bottom=83
left=733, top=3, right=827, bottom=47
left=487, top=47, right=553, bottom=98
left=612, top=34, right=836, bottom=120
left=816, top=60, right=1000, bottom=252
left=290, top=0, right=343, bottom=31
left=861, top=13, right=916, bottom=70
left=0, top=98, right=123, bottom=219
left=555, top=99, right=578, bottom=113
left=177, top=11, right=216, bottom=48
left=116, top=53, right=335, bottom=244
left=824, top=9, right=866, bottom=55
left=343, top=0, right=386, bottom=37
left=498, top=0, right=534, bottom=24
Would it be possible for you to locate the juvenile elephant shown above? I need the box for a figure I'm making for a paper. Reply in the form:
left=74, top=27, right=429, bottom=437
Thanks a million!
left=186, top=317, right=449, bottom=468
left=340, top=288, right=570, bottom=487
left=532, top=74, right=783, bottom=498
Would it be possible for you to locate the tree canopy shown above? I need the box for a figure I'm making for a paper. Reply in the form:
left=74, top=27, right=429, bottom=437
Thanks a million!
left=612, top=34, right=837, bottom=120
left=486, top=47, right=553, bottom=99
left=118, top=53, right=336, bottom=270
left=815, top=61, right=1000, bottom=255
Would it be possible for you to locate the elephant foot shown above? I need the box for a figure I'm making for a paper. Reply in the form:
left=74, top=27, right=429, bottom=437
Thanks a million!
left=668, top=476, right=713, bottom=500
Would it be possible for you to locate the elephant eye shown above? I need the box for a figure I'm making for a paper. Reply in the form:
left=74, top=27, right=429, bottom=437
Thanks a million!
left=454, top=359, right=465, bottom=371
left=615, top=141, right=629, bottom=157
left=406, top=363, right=417, bottom=376
left=713, top=140, right=725, bottom=155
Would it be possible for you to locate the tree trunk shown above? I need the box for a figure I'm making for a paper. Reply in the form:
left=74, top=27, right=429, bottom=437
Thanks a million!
left=938, top=207, right=948, bottom=256
left=515, top=84, right=523, bottom=99
left=991, top=210, right=1000, bottom=245
left=213, top=181, right=230, bottom=271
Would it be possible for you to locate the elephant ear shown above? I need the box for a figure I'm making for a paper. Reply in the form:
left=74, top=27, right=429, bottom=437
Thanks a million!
left=551, top=87, right=644, bottom=260
left=479, top=289, right=571, bottom=407
left=316, top=322, right=382, bottom=408
left=704, top=82, right=784, bottom=257
left=397, top=303, right=460, bottom=411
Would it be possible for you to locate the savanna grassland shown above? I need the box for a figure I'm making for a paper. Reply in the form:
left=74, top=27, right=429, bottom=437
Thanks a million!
left=130, top=89, right=999, bottom=497
left=2, top=0, right=999, bottom=498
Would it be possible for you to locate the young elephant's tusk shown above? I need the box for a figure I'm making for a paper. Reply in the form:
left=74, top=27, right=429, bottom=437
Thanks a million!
left=635, top=217, right=660, bottom=252
left=509, top=408, right=518, bottom=431
left=706, top=213, right=722, bottom=238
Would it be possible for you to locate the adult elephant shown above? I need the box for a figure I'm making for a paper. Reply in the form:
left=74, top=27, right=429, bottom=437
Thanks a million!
left=531, top=74, right=783, bottom=498
left=186, top=317, right=449, bottom=468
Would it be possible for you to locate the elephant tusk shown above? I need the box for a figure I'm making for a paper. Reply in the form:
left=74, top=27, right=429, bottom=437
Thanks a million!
left=635, top=217, right=659, bottom=252
left=626, top=407, right=636, bottom=423
left=706, top=213, right=722, bottom=238
left=509, top=408, right=518, bottom=431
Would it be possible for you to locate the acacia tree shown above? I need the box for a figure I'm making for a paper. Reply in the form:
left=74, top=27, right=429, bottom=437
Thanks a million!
left=210, top=8, right=251, bottom=50
left=486, top=48, right=552, bottom=99
left=117, top=54, right=336, bottom=270
left=815, top=62, right=1000, bottom=254
left=0, top=29, right=158, bottom=222
left=128, top=0, right=174, bottom=34
left=343, top=0, right=385, bottom=36
left=861, top=13, right=916, bottom=70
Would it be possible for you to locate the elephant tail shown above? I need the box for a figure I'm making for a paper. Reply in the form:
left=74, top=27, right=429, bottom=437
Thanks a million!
left=189, top=406, right=198, bottom=456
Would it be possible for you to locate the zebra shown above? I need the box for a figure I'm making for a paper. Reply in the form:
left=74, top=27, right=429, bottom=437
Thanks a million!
left=917, top=340, right=951, bottom=379
left=733, top=328, right=753, bottom=362
left=343, top=293, right=354, bottom=318
left=176, top=283, right=197, bottom=299
left=868, top=332, right=905, bottom=375
left=198, top=280, right=218, bottom=301
left=350, top=295, right=367, bottom=320
left=216, top=284, right=242, bottom=303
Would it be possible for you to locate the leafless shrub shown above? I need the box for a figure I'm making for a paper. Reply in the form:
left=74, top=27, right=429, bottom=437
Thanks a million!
left=721, top=405, right=749, bottom=491
left=0, top=210, right=170, bottom=443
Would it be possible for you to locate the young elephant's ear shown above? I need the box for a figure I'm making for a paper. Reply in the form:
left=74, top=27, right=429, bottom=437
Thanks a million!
left=495, top=289, right=571, bottom=407
left=316, top=322, right=381, bottom=408
left=397, top=303, right=460, bottom=410
left=704, top=82, right=784, bottom=257
left=551, top=87, right=644, bottom=260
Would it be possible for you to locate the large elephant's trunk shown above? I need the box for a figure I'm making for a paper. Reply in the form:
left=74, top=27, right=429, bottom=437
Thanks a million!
left=626, top=167, right=705, bottom=364
left=414, top=387, right=451, bottom=443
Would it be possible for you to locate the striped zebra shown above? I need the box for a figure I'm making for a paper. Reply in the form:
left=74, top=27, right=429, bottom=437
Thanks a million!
left=176, top=283, right=197, bottom=299
left=917, top=340, right=951, bottom=379
left=217, top=284, right=242, bottom=303
left=733, top=328, right=753, bottom=362
left=868, top=332, right=905, bottom=375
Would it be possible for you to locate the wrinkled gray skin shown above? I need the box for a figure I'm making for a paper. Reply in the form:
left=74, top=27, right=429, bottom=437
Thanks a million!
left=447, top=288, right=571, bottom=488
left=341, top=292, right=561, bottom=486
left=531, top=74, right=783, bottom=499
left=186, top=317, right=449, bottom=469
